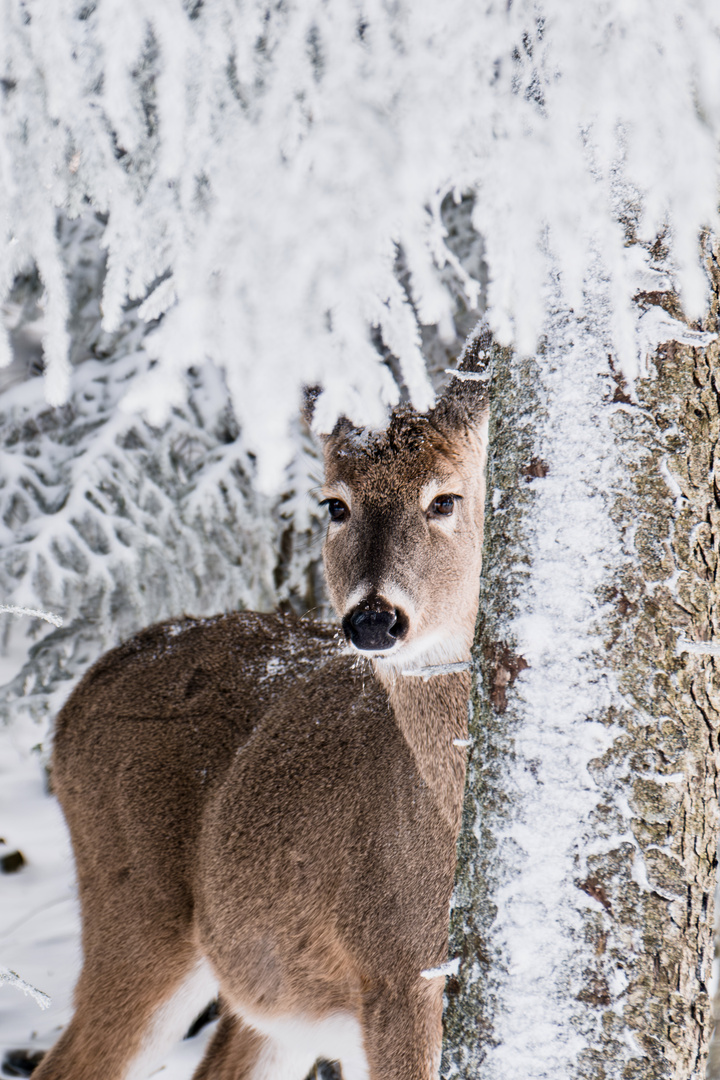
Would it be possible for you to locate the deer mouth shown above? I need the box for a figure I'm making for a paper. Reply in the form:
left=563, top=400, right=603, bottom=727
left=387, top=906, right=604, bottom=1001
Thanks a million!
left=342, top=603, right=409, bottom=653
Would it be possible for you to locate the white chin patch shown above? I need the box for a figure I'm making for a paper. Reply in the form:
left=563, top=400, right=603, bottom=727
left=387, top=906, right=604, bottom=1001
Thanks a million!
left=375, top=630, right=469, bottom=671
left=350, top=642, right=399, bottom=658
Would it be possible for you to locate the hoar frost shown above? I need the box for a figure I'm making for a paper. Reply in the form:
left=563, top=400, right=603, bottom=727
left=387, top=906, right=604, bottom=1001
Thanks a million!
left=2, top=1, right=720, bottom=484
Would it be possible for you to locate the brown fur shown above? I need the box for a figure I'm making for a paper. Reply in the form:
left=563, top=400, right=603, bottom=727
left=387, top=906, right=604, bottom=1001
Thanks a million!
left=33, top=370, right=488, bottom=1080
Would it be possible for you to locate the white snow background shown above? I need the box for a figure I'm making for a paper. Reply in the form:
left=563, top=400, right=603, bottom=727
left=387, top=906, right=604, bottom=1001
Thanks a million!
left=2, top=0, right=720, bottom=484
left=2, top=1, right=720, bottom=1076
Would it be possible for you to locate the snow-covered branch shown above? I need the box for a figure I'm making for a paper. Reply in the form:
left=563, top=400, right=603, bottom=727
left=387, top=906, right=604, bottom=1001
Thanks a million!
left=0, top=605, right=63, bottom=627
left=0, top=966, right=51, bottom=1011
left=2, top=1, right=720, bottom=483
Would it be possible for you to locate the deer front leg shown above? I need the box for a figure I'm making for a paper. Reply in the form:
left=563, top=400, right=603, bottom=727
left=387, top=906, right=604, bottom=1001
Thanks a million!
left=32, top=943, right=211, bottom=1080
left=361, top=979, right=444, bottom=1080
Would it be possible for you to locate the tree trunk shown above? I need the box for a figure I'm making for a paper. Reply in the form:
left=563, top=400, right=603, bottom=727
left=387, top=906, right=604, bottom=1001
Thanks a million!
left=443, top=280, right=720, bottom=1078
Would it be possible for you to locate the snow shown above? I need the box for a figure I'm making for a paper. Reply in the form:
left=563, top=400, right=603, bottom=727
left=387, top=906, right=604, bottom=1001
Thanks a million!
left=2, top=2, right=720, bottom=485
left=421, top=958, right=461, bottom=981
left=676, top=637, right=720, bottom=658
left=0, top=728, right=79, bottom=1061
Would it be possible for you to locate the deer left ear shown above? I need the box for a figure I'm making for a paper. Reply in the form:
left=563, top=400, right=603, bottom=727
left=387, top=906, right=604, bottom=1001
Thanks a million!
left=301, top=387, right=358, bottom=447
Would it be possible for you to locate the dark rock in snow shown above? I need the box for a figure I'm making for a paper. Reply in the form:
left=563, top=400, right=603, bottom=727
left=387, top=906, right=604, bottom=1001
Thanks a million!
left=1, top=1049, right=45, bottom=1077
left=1, top=850, right=25, bottom=873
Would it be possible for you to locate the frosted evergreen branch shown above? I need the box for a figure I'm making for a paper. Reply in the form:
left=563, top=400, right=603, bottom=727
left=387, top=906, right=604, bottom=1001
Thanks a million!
left=2, top=1, right=720, bottom=481
left=0, top=605, right=63, bottom=628
left=0, top=966, right=51, bottom=1010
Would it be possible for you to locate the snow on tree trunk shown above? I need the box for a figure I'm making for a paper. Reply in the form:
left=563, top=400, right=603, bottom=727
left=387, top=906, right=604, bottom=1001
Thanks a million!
left=444, top=282, right=720, bottom=1077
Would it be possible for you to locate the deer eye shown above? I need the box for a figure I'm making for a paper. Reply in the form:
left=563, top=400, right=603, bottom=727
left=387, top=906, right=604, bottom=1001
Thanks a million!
left=320, top=498, right=349, bottom=523
left=428, top=494, right=460, bottom=517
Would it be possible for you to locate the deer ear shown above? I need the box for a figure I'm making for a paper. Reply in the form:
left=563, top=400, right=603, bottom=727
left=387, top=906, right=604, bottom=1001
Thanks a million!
left=302, top=385, right=322, bottom=428
left=302, top=388, right=358, bottom=451
left=430, top=324, right=491, bottom=437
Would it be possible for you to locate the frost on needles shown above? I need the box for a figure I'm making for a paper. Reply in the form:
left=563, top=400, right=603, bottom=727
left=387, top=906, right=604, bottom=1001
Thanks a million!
left=1, top=0, right=720, bottom=485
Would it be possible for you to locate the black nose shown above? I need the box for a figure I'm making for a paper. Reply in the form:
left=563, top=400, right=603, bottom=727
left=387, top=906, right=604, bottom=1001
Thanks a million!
left=343, top=608, right=400, bottom=652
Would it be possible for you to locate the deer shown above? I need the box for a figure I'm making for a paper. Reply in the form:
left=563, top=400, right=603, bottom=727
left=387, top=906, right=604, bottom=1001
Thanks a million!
left=31, top=351, right=489, bottom=1080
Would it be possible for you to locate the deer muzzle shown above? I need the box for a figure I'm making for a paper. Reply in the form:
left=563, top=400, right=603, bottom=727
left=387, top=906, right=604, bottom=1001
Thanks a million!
left=342, top=602, right=409, bottom=652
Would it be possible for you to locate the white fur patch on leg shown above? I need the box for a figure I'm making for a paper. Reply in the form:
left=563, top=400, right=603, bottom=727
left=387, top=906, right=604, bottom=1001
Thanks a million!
left=238, top=1008, right=369, bottom=1080
left=124, top=959, right=218, bottom=1080
left=250, top=1037, right=317, bottom=1080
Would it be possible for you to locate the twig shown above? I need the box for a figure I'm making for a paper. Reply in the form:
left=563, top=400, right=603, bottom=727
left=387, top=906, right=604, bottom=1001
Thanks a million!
left=0, top=604, right=63, bottom=628
left=402, top=661, right=470, bottom=681
left=420, top=957, right=460, bottom=980
left=0, top=966, right=51, bottom=1010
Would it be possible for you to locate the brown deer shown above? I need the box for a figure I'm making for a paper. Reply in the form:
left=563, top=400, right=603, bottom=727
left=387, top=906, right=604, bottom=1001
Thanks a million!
left=32, top=357, right=489, bottom=1080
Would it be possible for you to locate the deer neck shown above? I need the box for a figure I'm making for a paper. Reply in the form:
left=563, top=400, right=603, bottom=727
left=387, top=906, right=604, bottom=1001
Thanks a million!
left=372, top=660, right=472, bottom=836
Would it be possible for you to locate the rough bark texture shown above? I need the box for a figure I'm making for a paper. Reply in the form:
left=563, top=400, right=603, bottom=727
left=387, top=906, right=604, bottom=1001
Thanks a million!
left=583, top=316, right=719, bottom=1079
left=443, top=291, right=720, bottom=1079
left=442, top=343, right=537, bottom=1074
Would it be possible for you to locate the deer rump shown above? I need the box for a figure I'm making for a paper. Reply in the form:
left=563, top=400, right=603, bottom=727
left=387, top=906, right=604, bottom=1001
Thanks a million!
left=51, top=611, right=456, bottom=1080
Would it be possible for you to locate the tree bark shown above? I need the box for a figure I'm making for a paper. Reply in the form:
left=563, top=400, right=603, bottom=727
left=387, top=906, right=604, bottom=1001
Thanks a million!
left=443, top=283, right=720, bottom=1078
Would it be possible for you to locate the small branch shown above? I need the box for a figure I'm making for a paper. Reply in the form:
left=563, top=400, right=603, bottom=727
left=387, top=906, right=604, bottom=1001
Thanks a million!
left=0, top=604, right=63, bottom=628
left=402, top=661, right=471, bottom=681
left=421, top=957, right=460, bottom=980
left=444, top=369, right=490, bottom=382
left=0, top=967, right=51, bottom=1010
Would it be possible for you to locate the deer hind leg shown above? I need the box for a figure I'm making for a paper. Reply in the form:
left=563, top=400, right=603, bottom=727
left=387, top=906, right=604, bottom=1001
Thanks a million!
left=361, top=979, right=444, bottom=1080
left=32, top=944, right=217, bottom=1080
left=192, top=1013, right=265, bottom=1080
left=192, top=1013, right=316, bottom=1080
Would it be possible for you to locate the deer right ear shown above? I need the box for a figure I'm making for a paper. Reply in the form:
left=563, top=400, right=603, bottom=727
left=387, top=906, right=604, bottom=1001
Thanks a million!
left=302, top=385, right=322, bottom=428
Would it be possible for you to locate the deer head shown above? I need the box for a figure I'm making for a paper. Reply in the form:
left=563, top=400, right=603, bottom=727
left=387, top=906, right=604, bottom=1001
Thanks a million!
left=314, top=372, right=489, bottom=674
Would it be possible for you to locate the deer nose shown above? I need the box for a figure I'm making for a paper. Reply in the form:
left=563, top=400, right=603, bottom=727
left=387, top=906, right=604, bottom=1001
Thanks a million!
left=343, top=608, right=401, bottom=652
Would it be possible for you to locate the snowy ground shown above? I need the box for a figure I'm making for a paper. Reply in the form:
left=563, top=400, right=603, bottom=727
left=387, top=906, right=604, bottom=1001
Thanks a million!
left=0, top=650, right=219, bottom=1077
